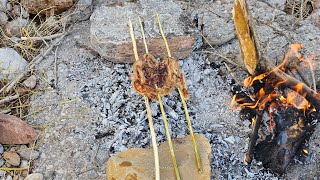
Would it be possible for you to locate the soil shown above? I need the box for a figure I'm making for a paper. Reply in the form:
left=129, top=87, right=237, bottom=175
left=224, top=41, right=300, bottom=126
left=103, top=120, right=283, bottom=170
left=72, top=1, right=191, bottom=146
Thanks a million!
left=22, top=0, right=319, bottom=179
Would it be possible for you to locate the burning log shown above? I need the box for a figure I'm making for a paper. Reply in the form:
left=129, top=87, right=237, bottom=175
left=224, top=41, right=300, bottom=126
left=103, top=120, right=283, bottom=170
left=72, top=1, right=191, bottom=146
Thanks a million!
left=254, top=106, right=317, bottom=174
left=267, top=61, right=320, bottom=110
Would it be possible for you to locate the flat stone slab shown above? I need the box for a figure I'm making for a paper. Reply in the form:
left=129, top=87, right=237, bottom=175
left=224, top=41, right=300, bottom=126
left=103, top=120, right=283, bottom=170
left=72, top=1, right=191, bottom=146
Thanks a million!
left=107, top=134, right=211, bottom=180
left=90, top=0, right=194, bottom=63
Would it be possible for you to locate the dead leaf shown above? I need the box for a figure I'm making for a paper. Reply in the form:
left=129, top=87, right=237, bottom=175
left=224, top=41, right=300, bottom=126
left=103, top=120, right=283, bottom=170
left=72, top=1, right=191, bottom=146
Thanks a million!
left=233, top=0, right=258, bottom=75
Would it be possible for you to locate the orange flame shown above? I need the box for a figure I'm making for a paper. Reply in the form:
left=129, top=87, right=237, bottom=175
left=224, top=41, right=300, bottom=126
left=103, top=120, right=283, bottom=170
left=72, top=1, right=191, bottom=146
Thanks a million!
left=285, top=92, right=309, bottom=111
left=232, top=43, right=316, bottom=120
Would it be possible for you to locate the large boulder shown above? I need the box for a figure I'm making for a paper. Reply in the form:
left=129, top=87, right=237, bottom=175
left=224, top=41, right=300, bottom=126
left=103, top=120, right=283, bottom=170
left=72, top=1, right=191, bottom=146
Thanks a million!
left=90, top=0, right=194, bottom=63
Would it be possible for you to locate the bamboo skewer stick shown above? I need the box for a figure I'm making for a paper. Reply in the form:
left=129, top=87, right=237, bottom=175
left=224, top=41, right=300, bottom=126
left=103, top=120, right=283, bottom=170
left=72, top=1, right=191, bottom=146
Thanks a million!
left=129, top=19, right=160, bottom=180
left=156, top=13, right=203, bottom=173
left=144, top=96, right=160, bottom=179
left=138, top=16, right=180, bottom=180
left=178, top=88, right=202, bottom=172
left=157, top=93, right=181, bottom=180
left=138, top=17, right=149, bottom=54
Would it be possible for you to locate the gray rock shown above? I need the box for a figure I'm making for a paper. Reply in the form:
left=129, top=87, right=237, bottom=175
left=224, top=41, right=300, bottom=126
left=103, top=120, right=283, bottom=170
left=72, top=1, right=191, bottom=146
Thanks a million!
left=20, top=160, right=29, bottom=168
left=22, top=7, right=29, bottom=18
left=4, top=18, right=28, bottom=37
left=6, top=3, right=11, bottom=11
left=199, top=9, right=235, bottom=45
left=19, top=149, right=40, bottom=160
left=0, top=144, right=4, bottom=154
left=0, top=11, right=8, bottom=25
left=224, top=136, right=235, bottom=144
left=90, top=0, right=193, bottom=63
left=260, top=0, right=285, bottom=9
left=70, top=0, right=92, bottom=22
left=0, top=170, right=5, bottom=177
left=5, top=175, right=12, bottom=180
left=0, top=0, right=8, bottom=11
left=13, top=5, right=29, bottom=18
left=23, top=75, right=37, bottom=89
left=0, top=48, right=28, bottom=80
left=0, top=158, right=5, bottom=166
left=24, top=173, right=43, bottom=180
left=168, top=109, right=179, bottom=120
left=310, top=9, right=320, bottom=28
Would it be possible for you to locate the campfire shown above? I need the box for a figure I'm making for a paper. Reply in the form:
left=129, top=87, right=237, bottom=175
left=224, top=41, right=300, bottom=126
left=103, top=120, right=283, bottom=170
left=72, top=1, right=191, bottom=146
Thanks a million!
left=231, top=0, right=319, bottom=175
left=231, top=44, right=319, bottom=174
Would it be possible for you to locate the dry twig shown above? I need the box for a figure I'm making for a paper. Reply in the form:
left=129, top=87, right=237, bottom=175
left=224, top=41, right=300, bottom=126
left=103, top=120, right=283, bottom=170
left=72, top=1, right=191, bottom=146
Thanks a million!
left=0, top=94, right=19, bottom=105
left=20, top=32, right=64, bottom=41
left=54, top=47, right=59, bottom=88
left=0, top=33, right=67, bottom=94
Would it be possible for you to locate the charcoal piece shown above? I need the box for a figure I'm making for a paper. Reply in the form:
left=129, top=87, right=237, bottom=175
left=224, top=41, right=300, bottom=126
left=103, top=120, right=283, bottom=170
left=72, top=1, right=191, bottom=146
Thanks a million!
left=254, top=107, right=316, bottom=175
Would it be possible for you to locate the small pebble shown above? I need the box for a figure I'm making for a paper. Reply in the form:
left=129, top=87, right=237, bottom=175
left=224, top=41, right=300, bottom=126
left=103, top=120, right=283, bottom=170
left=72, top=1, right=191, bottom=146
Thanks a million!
left=168, top=109, right=178, bottom=120
left=24, top=173, right=43, bottom=180
left=0, top=158, right=5, bottom=166
left=0, top=11, right=8, bottom=25
left=0, top=0, right=8, bottom=11
left=23, top=75, right=37, bottom=89
left=3, top=151, right=20, bottom=166
left=6, top=3, right=12, bottom=11
left=0, top=144, right=4, bottom=154
left=20, top=160, right=29, bottom=168
left=19, top=149, right=40, bottom=160
left=224, top=136, right=235, bottom=144
left=0, top=170, right=5, bottom=177
left=12, top=175, right=18, bottom=180
left=21, top=6, right=29, bottom=18
left=4, top=18, right=28, bottom=37
left=6, top=175, right=12, bottom=180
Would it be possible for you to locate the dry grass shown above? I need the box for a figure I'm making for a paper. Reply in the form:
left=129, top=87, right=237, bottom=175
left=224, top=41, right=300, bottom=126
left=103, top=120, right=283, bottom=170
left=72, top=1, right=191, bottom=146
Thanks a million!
left=0, top=76, right=36, bottom=118
left=0, top=5, right=68, bottom=115
left=285, top=0, right=314, bottom=19
left=0, top=9, right=67, bottom=61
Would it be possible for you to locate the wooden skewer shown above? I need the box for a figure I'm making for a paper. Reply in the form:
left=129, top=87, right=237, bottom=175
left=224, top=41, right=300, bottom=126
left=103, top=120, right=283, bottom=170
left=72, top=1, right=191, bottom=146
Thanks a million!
left=138, top=17, right=149, bottom=54
left=156, top=13, right=203, bottom=173
left=157, top=92, right=181, bottom=180
left=138, top=16, right=181, bottom=180
left=129, top=18, right=160, bottom=180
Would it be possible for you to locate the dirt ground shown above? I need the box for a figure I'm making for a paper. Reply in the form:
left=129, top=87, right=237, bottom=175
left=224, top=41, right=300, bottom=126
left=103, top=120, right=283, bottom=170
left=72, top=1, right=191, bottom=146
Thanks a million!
left=22, top=0, right=320, bottom=179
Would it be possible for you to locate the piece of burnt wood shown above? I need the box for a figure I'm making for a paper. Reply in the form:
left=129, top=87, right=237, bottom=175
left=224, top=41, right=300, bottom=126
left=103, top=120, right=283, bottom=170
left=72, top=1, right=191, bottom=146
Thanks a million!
left=244, top=110, right=263, bottom=163
left=265, top=60, right=320, bottom=110
left=254, top=107, right=317, bottom=175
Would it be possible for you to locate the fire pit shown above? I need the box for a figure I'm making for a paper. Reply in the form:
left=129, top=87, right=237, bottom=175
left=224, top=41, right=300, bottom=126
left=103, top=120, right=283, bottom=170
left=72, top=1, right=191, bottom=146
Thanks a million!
left=231, top=44, right=319, bottom=174
left=231, top=0, right=319, bottom=174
